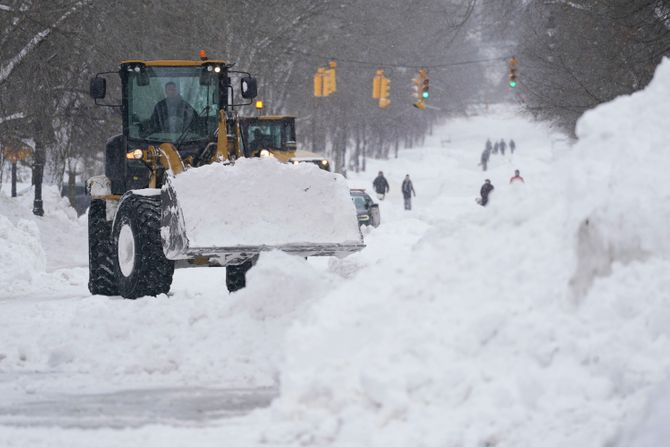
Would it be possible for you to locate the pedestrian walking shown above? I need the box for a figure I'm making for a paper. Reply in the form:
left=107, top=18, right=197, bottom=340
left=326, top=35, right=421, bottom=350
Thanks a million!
left=373, top=171, right=390, bottom=200
left=493, top=141, right=499, bottom=154
left=510, top=139, right=516, bottom=154
left=478, top=179, right=494, bottom=206
left=500, top=139, right=506, bottom=156
left=480, top=146, right=491, bottom=171
left=401, top=174, right=416, bottom=210
left=485, top=138, right=493, bottom=153
left=509, top=169, right=525, bottom=184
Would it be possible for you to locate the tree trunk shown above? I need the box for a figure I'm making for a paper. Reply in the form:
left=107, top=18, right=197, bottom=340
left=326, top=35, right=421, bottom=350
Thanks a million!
left=11, top=161, right=17, bottom=198
left=32, top=138, right=45, bottom=216
left=353, top=130, right=361, bottom=173
left=67, top=170, right=77, bottom=208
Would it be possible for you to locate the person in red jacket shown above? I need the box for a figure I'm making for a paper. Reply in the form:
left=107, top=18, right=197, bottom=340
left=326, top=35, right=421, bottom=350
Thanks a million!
left=510, top=169, right=525, bottom=184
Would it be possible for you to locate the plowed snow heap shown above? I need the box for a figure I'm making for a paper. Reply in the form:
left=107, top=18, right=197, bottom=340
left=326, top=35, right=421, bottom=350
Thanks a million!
left=86, top=56, right=362, bottom=299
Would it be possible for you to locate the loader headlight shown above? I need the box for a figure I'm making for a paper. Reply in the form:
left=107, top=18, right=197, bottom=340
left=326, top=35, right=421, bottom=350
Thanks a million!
left=260, top=149, right=271, bottom=158
left=293, top=160, right=300, bottom=165
left=321, top=159, right=328, bottom=166
left=126, top=149, right=143, bottom=160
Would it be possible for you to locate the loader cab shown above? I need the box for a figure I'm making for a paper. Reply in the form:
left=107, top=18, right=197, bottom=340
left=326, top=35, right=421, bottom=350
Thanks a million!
left=121, top=61, right=230, bottom=152
left=239, top=116, right=297, bottom=162
left=90, top=58, right=257, bottom=194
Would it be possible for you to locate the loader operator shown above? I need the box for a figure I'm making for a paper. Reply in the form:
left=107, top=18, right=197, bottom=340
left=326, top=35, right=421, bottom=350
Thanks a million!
left=250, top=128, right=270, bottom=152
left=149, top=81, right=197, bottom=135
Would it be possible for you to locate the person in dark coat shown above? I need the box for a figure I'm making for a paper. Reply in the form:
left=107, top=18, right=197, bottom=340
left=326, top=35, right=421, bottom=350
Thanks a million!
left=480, top=145, right=491, bottom=171
left=373, top=171, right=390, bottom=200
left=500, top=139, right=506, bottom=156
left=510, top=139, right=516, bottom=154
left=401, top=174, right=416, bottom=210
left=149, top=82, right=197, bottom=135
left=493, top=141, right=499, bottom=154
left=479, top=179, right=494, bottom=206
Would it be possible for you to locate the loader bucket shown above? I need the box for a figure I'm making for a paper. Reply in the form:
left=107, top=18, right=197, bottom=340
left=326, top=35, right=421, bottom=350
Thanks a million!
left=160, top=158, right=364, bottom=265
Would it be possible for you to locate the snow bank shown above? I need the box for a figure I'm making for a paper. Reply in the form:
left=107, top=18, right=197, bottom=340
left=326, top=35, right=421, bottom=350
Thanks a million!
left=244, top=64, right=670, bottom=446
left=0, top=215, right=46, bottom=293
left=0, top=251, right=333, bottom=393
left=0, top=184, right=86, bottom=273
left=4, top=79, right=670, bottom=445
left=568, top=58, right=670, bottom=296
left=165, top=158, right=360, bottom=247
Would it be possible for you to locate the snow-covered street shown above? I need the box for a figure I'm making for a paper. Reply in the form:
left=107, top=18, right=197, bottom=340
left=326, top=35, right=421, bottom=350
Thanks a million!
left=3, top=59, right=670, bottom=445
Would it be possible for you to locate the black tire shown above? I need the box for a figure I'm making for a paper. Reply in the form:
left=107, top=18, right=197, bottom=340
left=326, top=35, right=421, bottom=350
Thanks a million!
left=226, top=259, right=254, bottom=292
left=112, top=193, right=174, bottom=299
left=88, top=200, right=118, bottom=296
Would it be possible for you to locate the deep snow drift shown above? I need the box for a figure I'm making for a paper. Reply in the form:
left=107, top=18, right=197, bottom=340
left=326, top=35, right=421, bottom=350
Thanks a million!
left=2, top=60, right=670, bottom=446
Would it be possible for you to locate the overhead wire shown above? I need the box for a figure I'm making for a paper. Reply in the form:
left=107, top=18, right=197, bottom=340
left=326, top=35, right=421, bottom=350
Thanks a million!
left=283, top=48, right=513, bottom=70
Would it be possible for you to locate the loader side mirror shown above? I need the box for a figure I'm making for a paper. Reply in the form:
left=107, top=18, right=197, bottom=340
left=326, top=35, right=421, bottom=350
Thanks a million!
left=90, top=77, right=106, bottom=99
left=240, top=77, right=257, bottom=99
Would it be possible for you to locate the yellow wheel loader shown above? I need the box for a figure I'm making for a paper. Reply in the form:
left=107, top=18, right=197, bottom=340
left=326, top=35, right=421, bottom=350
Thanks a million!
left=86, top=57, right=363, bottom=298
left=239, top=115, right=331, bottom=171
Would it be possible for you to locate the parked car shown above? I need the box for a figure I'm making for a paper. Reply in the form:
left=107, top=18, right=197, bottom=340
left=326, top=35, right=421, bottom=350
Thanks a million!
left=350, top=189, right=380, bottom=227
left=289, top=149, right=331, bottom=171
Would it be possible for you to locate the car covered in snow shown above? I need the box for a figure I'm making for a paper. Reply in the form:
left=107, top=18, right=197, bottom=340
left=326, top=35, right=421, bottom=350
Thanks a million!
left=350, top=189, right=380, bottom=227
left=289, top=149, right=331, bottom=171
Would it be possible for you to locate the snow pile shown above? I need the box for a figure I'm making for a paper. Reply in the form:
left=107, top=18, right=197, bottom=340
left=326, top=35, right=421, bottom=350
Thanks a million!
left=0, top=185, right=86, bottom=296
left=567, top=59, right=670, bottom=297
left=0, top=251, right=332, bottom=394
left=245, top=64, right=670, bottom=446
left=165, top=158, right=360, bottom=247
left=0, top=184, right=86, bottom=273
left=0, top=215, right=46, bottom=293
left=3, top=66, right=670, bottom=445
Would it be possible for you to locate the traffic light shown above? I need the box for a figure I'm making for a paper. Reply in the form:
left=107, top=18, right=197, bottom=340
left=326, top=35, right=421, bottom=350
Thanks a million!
left=411, top=75, right=421, bottom=99
left=508, top=56, right=518, bottom=88
left=324, top=59, right=337, bottom=94
left=314, top=67, right=324, bottom=97
left=372, top=69, right=390, bottom=108
left=422, top=78, right=430, bottom=99
left=372, top=69, right=383, bottom=99
left=379, top=75, right=391, bottom=109
left=314, top=60, right=337, bottom=97
left=413, top=68, right=428, bottom=109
